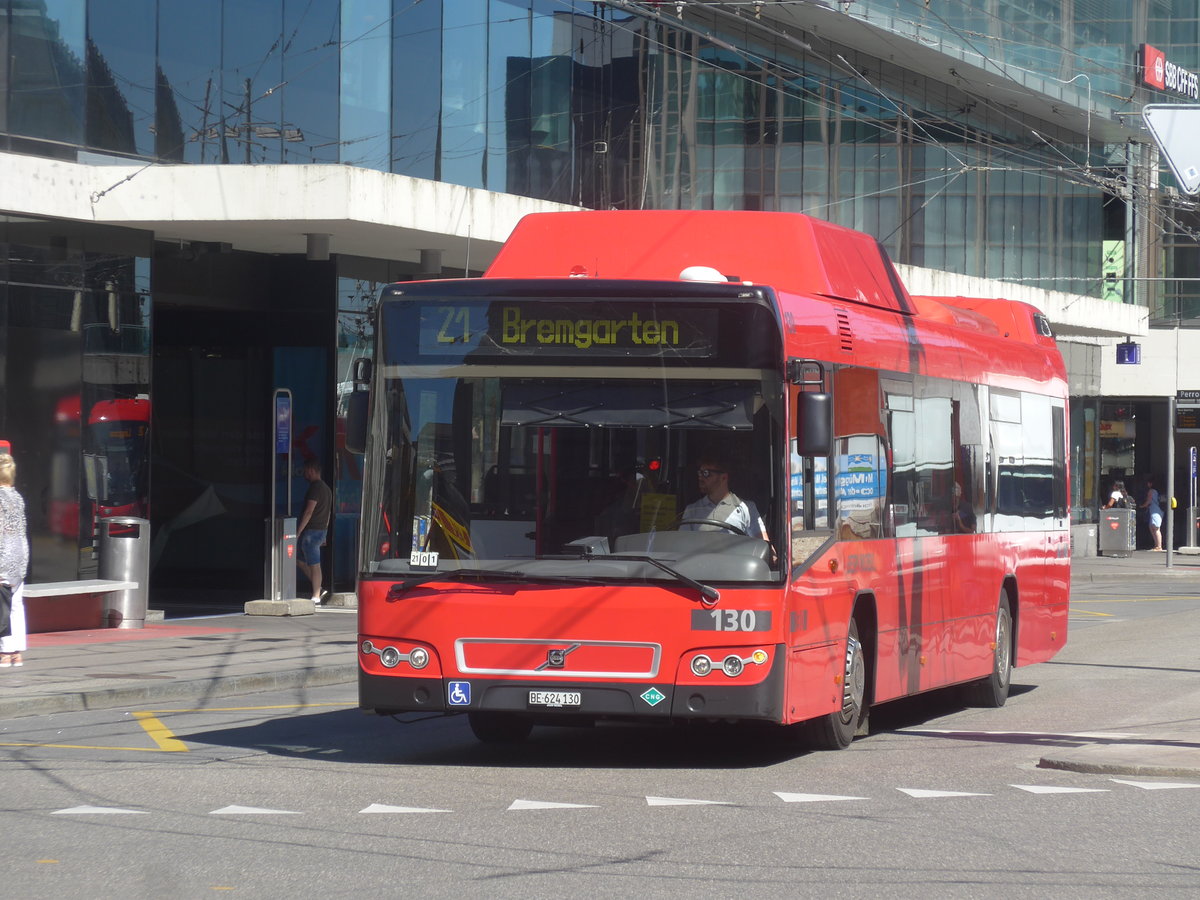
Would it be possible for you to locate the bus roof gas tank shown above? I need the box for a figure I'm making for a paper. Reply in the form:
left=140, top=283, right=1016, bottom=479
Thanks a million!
left=485, top=210, right=914, bottom=315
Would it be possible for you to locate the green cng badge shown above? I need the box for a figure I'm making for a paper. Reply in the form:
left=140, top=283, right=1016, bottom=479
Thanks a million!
left=640, top=687, right=666, bottom=707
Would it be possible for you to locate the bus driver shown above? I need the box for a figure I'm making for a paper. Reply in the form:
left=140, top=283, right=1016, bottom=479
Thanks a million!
left=680, top=455, right=767, bottom=540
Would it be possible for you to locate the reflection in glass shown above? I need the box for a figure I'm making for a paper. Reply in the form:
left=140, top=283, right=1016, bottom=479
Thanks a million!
left=86, top=0, right=156, bottom=156
left=341, top=0, right=391, bottom=169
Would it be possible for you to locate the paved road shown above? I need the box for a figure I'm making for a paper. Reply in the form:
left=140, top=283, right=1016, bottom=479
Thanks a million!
left=1, top=578, right=1197, bottom=897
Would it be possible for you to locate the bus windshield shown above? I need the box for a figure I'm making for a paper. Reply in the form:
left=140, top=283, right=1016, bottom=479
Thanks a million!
left=360, top=292, right=786, bottom=584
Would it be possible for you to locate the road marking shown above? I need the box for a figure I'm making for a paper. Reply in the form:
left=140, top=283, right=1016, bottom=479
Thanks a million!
left=774, top=792, right=868, bottom=803
left=36, top=780, right=1194, bottom=818
left=508, top=799, right=597, bottom=810
left=1069, top=609, right=1114, bottom=618
left=898, top=788, right=992, bottom=798
left=0, top=741, right=170, bottom=752
left=1010, top=784, right=1109, bottom=794
left=133, top=711, right=188, bottom=752
left=1111, top=779, right=1200, bottom=790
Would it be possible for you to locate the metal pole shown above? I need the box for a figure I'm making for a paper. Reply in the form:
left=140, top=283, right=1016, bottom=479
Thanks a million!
left=1190, top=446, right=1198, bottom=547
left=1166, top=396, right=1175, bottom=568
left=269, top=393, right=277, bottom=600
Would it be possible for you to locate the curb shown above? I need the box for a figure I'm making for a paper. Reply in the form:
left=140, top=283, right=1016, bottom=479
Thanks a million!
left=1038, top=749, right=1200, bottom=779
left=0, top=664, right=358, bottom=720
left=1070, top=569, right=1200, bottom=584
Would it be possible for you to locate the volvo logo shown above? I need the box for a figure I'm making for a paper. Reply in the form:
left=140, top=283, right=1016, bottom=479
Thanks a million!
left=537, top=643, right=581, bottom=670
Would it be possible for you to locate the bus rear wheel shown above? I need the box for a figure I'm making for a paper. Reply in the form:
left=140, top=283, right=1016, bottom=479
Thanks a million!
left=468, top=712, right=534, bottom=744
left=799, top=618, right=867, bottom=750
left=963, top=590, right=1013, bottom=708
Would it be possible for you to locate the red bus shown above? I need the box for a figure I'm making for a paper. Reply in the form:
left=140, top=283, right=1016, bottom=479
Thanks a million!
left=85, top=397, right=151, bottom=522
left=347, top=211, right=1069, bottom=749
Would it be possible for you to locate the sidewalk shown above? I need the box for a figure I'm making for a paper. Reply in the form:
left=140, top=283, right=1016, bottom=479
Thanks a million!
left=1, top=556, right=1197, bottom=778
left=0, top=603, right=358, bottom=721
left=1071, top=546, right=1200, bottom=583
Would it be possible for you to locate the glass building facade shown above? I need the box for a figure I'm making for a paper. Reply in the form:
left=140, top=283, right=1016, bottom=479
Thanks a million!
left=4, top=0, right=1200, bottom=583
left=5, top=0, right=1196, bottom=297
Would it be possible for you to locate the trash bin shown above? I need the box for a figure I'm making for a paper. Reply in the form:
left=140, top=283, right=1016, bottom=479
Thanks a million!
left=1098, top=508, right=1135, bottom=557
left=98, top=516, right=150, bottom=628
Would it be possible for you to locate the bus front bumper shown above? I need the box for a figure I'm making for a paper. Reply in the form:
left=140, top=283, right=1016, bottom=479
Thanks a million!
left=359, top=652, right=786, bottom=723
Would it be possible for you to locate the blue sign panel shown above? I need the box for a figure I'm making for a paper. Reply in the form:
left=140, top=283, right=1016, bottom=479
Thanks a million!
left=1116, top=342, right=1141, bottom=365
left=447, top=681, right=471, bottom=706
left=274, top=392, right=291, bottom=454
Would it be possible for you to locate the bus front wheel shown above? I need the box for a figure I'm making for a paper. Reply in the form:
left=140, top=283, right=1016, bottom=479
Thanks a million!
left=467, top=712, right=534, bottom=744
left=962, top=590, right=1013, bottom=708
left=799, top=617, right=867, bottom=750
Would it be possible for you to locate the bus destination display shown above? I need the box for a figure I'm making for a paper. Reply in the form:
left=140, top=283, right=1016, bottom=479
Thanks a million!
left=418, top=303, right=716, bottom=358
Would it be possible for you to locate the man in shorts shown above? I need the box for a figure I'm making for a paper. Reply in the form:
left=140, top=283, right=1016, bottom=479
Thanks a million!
left=297, top=459, right=333, bottom=602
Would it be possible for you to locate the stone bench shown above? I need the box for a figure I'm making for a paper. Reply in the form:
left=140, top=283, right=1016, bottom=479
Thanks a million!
left=21, top=579, right=139, bottom=633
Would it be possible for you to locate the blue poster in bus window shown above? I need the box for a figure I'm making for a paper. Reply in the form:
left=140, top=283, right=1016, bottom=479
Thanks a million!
left=835, top=452, right=884, bottom=508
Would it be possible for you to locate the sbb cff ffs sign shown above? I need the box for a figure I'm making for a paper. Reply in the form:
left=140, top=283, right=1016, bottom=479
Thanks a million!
left=1141, top=43, right=1200, bottom=100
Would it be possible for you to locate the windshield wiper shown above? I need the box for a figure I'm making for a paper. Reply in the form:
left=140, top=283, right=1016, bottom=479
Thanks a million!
left=387, top=569, right=608, bottom=600
left=574, top=552, right=720, bottom=607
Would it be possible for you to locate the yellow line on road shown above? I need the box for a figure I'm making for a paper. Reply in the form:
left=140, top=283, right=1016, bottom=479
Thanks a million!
left=133, top=711, right=189, bottom=752
left=0, top=741, right=168, bottom=752
left=1069, top=608, right=1114, bottom=617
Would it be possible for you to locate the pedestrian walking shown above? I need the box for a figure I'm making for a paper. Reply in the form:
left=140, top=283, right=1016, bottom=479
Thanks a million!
left=1140, top=476, right=1164, bottom=551
left=0, top=453, right=29, bottom=667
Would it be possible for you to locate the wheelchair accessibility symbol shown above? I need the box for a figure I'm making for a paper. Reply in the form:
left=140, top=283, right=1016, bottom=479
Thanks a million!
left=448, top=681, right=471, bottom=706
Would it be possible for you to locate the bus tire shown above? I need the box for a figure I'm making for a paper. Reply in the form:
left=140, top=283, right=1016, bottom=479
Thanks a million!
left=800, top=617, right=867, bottom=750
left=962, top=590, right=1013, bottom=708
left=467, top=712, right=534, bottom=744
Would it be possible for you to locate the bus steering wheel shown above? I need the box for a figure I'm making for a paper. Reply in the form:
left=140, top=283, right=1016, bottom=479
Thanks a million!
left=677, top=518, right=747, bottom=536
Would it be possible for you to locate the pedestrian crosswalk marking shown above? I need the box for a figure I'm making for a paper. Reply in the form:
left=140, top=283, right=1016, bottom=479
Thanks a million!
left=1010, top=785, right=1110, bottom=794
left=36, top=780, right=1197, bottom=818
left=1111, top=779, right=1200, bottom=790
left=508, top=799, right=597, bottom=810
left=898, top=788, right=992, bottom=798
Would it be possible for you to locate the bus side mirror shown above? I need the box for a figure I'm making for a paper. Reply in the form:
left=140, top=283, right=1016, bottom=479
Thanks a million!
left=345, top=390, right=370, bottom=455
left=797, top=392, right=832, bottom=457
left=352, top=357, right=373, bottom=387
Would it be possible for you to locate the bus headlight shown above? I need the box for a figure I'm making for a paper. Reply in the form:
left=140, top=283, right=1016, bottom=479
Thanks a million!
left=408, top=646, right=430, bottom=669
left=722, top=654, right=744, bottom=677
left=380, top=646, right=402, bottom=668
left=690, top=654, right=713, bottom=677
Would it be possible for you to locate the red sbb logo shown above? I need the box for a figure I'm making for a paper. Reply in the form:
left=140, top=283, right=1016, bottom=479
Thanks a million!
left=1143, top=44, right=1166, bottom=90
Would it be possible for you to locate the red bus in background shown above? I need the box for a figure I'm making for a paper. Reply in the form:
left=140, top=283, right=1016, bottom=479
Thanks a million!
left=49, top=396, right=151, bottom=541
left=85, top=397, right=151, bottom=523
left=346, top=211, right=1070, bottom=749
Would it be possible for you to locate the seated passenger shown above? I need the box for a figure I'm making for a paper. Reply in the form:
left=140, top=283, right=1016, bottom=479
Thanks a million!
left=680, top=455, right=768, bottom=540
